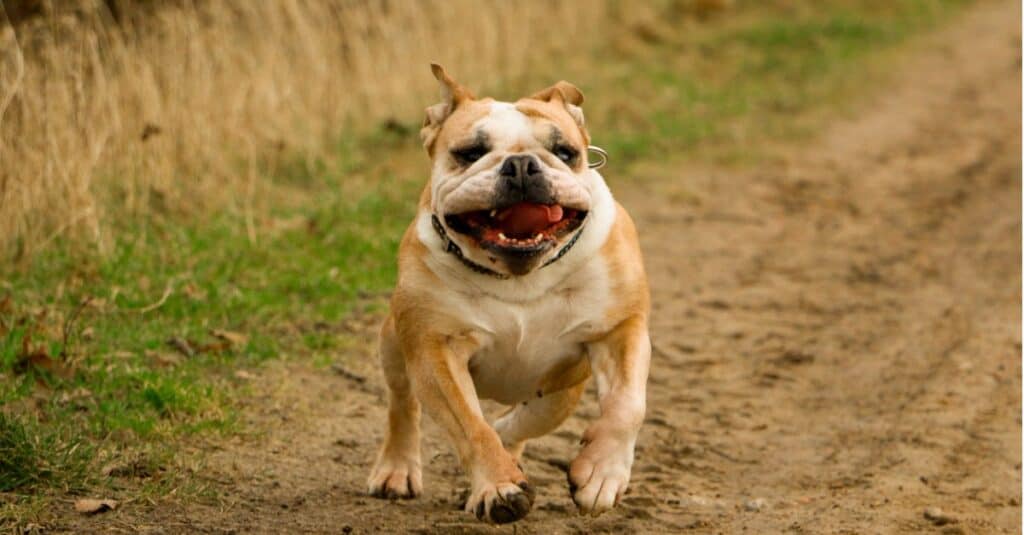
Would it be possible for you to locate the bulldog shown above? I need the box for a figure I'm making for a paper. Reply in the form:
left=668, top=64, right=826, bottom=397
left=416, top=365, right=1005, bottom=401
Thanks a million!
left=366, top=64, right=651, bottom=524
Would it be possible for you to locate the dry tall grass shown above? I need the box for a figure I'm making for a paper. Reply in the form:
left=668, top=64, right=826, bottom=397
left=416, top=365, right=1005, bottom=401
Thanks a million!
left=0, top=0, right=635, bottom=262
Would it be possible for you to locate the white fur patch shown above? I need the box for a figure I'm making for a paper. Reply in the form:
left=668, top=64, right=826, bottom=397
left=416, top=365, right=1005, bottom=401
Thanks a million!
left=481, top=102, right=535, bottom=145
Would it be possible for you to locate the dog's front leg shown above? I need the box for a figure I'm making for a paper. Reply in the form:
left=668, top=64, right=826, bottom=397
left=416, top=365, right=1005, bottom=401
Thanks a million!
left=406, top=333, right=535, bottom=524
left=570, top=315, right=651, bottom=516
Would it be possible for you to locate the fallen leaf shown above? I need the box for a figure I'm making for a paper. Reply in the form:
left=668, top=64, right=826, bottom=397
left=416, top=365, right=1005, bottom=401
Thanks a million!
left=196, top=341, right=230, bottom=354
left=74, top=498, right=117, bottom=514
left=17, top=351, right=57, bottom=372
left=14, top=334, right=73, bottom=378
left=211, top=329, right=249, bottom=347
left=234, top=370, right=256, bottom=380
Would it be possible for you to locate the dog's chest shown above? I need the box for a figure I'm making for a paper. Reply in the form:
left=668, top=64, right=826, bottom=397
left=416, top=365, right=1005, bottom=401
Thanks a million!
left=464, top=278, right=611, bottom=405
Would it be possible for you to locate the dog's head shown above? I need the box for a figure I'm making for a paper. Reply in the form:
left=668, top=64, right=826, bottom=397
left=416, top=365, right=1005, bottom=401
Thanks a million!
left=422, top=64, right=595, bottom=277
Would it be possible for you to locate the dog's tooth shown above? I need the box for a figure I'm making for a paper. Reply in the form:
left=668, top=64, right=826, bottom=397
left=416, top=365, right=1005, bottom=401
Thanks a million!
left=498, top=232, right=507, bottom=240
left=490, top=209, right=497, bottom=218
left=534, top=233, right=543, bottom=241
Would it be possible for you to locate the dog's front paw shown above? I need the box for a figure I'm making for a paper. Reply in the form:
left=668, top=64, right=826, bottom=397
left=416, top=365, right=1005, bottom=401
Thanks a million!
left=464, top=480, right=535, bottom=524
left=367, top=455, right=422, bottom=500
left=568, top=433, right=634, bottom=516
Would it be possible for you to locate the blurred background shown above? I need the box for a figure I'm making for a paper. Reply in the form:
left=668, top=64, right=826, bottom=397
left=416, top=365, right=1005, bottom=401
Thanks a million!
left=2, top=0, right=1019, bottom=532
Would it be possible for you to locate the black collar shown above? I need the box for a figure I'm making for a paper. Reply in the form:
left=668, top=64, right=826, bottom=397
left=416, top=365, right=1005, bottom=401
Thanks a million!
left=430, top=215, right=584, bottom=279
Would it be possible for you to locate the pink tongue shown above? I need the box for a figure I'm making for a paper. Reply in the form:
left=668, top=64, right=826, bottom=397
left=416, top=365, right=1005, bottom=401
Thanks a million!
left=496, top=203, right=564, bottom=238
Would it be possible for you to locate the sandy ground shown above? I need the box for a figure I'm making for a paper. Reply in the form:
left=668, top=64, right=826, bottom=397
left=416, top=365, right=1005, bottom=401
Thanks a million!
left=66, top=1, right=1021, bottom=533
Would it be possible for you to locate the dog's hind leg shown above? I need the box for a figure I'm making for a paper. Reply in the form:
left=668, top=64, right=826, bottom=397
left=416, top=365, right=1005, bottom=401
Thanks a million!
left=367, top=316, right=423, bottom=499
left=492, top=381, right=586, bottom=461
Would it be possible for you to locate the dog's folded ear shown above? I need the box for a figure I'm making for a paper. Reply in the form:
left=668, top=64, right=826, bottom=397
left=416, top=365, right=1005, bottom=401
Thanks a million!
left=421, top=64, right=475, bottom=152
left=530, top=81, right=586, bottom=129
left=530, top=81, right=584, bottom=107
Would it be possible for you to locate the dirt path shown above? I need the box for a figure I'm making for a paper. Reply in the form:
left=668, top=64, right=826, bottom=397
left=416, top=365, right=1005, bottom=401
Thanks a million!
left=69, top=2, right=1021, bottom=533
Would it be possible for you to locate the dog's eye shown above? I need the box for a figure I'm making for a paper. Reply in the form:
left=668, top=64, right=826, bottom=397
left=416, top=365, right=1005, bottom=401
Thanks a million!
left=451, top=145, right=488, bottom=165
left=553, top=145, right=579, bottom=165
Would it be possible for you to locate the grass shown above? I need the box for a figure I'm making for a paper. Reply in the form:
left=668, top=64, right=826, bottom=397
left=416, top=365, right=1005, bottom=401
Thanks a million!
left=0, top=0, right=972, bottom=528
left=0, top=412, right=94, bottom=493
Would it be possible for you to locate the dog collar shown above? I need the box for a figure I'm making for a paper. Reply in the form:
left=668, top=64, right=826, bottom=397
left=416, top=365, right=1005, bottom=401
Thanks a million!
left=430, top=214, right=584, bottom=279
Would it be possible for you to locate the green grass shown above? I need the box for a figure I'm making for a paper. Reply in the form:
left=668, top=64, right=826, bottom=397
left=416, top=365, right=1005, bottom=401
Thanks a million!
left=0, top=0, right=971, bottom=526
left=0, top=413, right=94, bottom=493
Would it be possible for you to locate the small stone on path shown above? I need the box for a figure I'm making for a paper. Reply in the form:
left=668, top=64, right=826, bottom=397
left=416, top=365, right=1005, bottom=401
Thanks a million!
left=743, top=498, right=767, bottom=512
left=923, top=506, right=956, bottom=526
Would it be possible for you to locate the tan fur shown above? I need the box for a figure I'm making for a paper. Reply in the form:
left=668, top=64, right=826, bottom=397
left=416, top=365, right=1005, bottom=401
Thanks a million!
left=595, top=203, right=650, bottom=331
left=515, top=98, right=591, bottom=159
left=529, top=80, right=585, bottom=106
left=368, top=66, right=650, bottom=524
left=523, top=80, right=589, bottom=147
left=422, top=98, right=495, bottom=157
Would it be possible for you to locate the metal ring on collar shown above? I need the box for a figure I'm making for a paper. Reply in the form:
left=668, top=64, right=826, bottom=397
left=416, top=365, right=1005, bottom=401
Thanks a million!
left=587, top=146, right=608, bottom=169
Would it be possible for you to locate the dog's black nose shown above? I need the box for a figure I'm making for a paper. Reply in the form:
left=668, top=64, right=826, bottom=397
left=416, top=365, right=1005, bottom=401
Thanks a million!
left=495, top=154, right=554, bottom=207
left=499, top=155, right=542, bottom=180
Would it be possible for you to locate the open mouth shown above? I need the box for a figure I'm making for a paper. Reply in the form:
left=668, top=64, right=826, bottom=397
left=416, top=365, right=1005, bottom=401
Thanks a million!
left=445, top=202, right=587, bottom=254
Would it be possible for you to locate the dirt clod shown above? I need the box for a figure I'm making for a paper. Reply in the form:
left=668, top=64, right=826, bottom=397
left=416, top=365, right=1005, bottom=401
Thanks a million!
left=73, top=499, right=117, bottom=515
left=924, top=507, right=957, bottom=526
